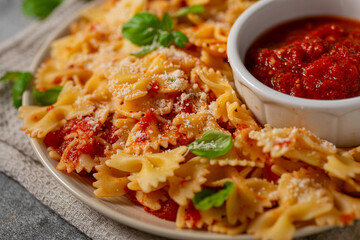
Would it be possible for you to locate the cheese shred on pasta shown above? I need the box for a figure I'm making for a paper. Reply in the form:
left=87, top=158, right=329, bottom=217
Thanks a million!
left=18, top=0, right=360, bottom=239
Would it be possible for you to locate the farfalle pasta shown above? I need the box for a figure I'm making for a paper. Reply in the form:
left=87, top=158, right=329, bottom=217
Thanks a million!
left=18, top=0, right=360, bottom=239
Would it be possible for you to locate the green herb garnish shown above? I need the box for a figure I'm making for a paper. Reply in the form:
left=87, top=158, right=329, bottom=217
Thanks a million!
left=158, top=32, right=174, bottom=47
left=1, top=71, right=62, bottom=108
left=175, top=4, right=205, bottom=18
left=122, top=12, right=162, bottom=46
left=22, top=0, right=64, bottom=19
left=0, top=72, right=23, bottom=82
left=22, top=0, right=92, bottom=19
left=122, top=12, right=189, bottom=56
left=160, top=12, right=174, bottom=32
left=188, top=130, right=233, bottom=158
left=33, top=86, right=63, bottom=106
left=172, top=31, right=189, bottom=48
left=9, top=72, right=33, bottom=108
left=193, top=182, right=234, bottom=210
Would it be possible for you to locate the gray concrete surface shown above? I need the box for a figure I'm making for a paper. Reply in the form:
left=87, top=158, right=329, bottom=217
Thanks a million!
left=0, top=0, right=90, bottom=239
left=0, top=174, right=89, bottom=239
left=0, top=0, right=33, bottom=40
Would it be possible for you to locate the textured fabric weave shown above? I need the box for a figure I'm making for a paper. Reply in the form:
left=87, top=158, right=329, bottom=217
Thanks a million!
left=0, top=1, right=359, bottom=239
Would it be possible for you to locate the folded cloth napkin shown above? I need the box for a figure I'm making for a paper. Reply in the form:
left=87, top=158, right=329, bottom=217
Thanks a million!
left=0, top=1, right=359, bottom=239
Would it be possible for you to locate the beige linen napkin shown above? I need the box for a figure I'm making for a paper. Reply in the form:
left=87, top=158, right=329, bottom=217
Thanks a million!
left=0, top=0, right=359, bottom=239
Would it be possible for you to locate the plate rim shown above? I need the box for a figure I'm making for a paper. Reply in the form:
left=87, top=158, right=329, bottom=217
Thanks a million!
left=22, top=1, right=334, bottom=239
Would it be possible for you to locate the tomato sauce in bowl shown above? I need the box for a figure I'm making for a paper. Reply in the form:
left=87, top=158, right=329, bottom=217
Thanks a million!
left=245, top=16, right=360, bottom=100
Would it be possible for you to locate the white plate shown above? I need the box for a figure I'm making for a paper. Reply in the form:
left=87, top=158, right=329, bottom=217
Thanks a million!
left=23, top=1, right=333, bottom=239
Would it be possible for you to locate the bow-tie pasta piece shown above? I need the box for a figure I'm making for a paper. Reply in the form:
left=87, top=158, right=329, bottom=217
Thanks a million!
left=93, top=160, right=130, bottom=197
left=248, top=168, right=334, bottom=240
left=106, top=146, right=187, bottom=193
left=19, top=82, right=94, bottom=138
left=168, top=157, right=210, bottom=206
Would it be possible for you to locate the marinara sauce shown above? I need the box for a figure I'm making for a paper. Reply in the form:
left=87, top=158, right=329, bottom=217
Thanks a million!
left=245, top=16, right=360, bottom=100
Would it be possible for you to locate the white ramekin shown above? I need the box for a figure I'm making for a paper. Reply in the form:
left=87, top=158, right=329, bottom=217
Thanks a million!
left=228, top=0, right=360, bottom=147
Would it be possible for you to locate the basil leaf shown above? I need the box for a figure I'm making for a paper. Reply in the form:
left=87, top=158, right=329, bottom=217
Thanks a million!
left=22, top=0, right=64, bottom=19
left=158, top=32, right=174, bottom=47
left=0, top=72, right=23, bottom=82
left=131, top=44, right=159, bottom=56
left=193, top=182, right=234, bottom=210
left=160, top=12, right=174, bottom=32
left=12, top=72, right=32, bottom=108
left=188, top=130, right=232, bottom=158
left=172, top=31, right=189, bottom=48
left=123, top=12, right=189, bottom=55
left=122, top=12, right=161, bottom=46
left=33, top=86, right=63, bottom=106
left=175, top=4, right=204, bottom=18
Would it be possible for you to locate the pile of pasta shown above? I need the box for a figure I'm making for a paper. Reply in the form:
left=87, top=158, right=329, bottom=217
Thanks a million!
left=19, top=0, right=360, bottom=239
